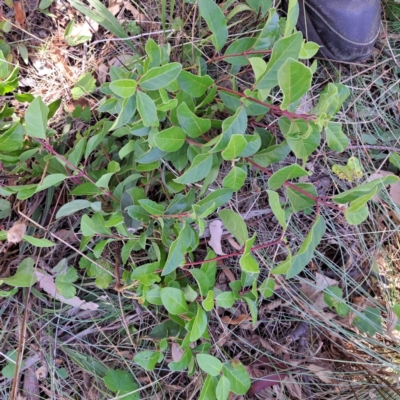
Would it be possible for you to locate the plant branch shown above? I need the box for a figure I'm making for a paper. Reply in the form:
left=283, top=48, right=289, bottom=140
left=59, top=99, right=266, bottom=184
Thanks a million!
left=207, top=49, right=272, bottom=64
left=216, top=86, right=315, bottom=121
left=247, top=158, right=342, bottom=211
left=183, top=237, right=284, bottom=267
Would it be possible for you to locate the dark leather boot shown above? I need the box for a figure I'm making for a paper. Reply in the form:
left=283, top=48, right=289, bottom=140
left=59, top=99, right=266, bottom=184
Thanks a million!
left=290, top=0, right=381, bottom=62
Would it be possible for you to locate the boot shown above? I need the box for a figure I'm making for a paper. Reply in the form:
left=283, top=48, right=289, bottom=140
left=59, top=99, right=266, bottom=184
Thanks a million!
left=288, top=0, right=381, bottom=62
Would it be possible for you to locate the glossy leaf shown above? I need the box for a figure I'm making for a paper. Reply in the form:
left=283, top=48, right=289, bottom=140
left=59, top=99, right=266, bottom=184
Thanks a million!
left=268, top=164, right=309, bottom=190
left=160, top=287, right=188, bottom=315
left=222, top=362, right=251, bottom=395
left=134, top=351, right=161, bottom=371
left=256, top=32, right=303, bottom=90
left=272, top=215, right=326, bottom=278
left=190, top=305, right=208, bottom=341
left=221, top=135, right=247, bottom=160
left=278, top=58, right=312, bottom=110
left=178, top=71, right=214, bottom=97
left=1, top=257, right=37, bottom=287
left=267, top=189, right=287, bottom=230
left=177, top=102, right=211, bottom=138
left=174, top=153, right=213, bottom=184
left=109, top=79, right=137, bottom=98
left=216, top=376, right=231, bottom=400
left=196, top=354, right=222, bottom=376
left=219, top=209, right=248, bottom=246
left=137, top=91, right=158, bottom=127
left=154, top=126, right=186, bottom=152
left=25, top=96, right=48, bottom=139
left=139, top=63, right=182, bottom=90
left=198, top=0, right=228, bottom=51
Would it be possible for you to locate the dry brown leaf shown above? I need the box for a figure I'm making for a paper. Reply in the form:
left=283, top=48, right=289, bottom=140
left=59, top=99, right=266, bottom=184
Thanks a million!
left=97, top=64, right=109, bottom=84
left=13, top=2, right=26, bottom=28
left=7, top=221, right=27, bottom=244
left=226, top=235, right=242, bottom=251
left=315, top=272, right=339, bottom=292
left=208, top=220, right=226, bottom=255
left=124, top=1, right=152, bottom=29
left=221, top=314, right=252, bottom=325
left=222, top=267, right=236, bottom=282
left=283, top=374, right=303, bottom=399
left=171, top=342, right=184, bottom=362
left=35, top=364, right=48, bottom=380
left=35, top=271, right=98, bottom=311
left=386, top=307, right=399, bottom=340
left=306, top=364, right=334, bottom=384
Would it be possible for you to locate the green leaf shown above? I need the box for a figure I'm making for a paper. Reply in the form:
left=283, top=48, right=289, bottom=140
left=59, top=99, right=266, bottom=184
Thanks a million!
left=267, top=189, right=287, bottom=230
left=131, top=262, right=161, bottom=286
left=35, top=174, right=68, bottom=194
left=178, top=71, right=214, bottom=97
left=174, top=153, right=213, bottom=185
left=139, top=63, right=182, bottom=90
left=218, top=209, right=248, bottom=246
left=202, top=290, right=214, bottom=311
left=177, top=102, right=211, bottom=138
left=259, top=278, right=275, bottom=298
left=198, top=0, right=228, bottom=51
left=354, top=307, right=382, bottom=336
left=215, top=291, right=235, bottom=308
left=253, top=8, right=280, bottom=50
left=389, top=152, right=400, bottom=169
left=25, top=96, right=49, bottom=139
left=221, top=135, right=247, bottom=160
left=55, top=267, right=78, bottom=299
left=332, top=156, right=362, bottom=182
left=216, top=376, right=231, bottom=400
left=68, top=0, right=134, bottom=49
left=252, top=140, right=290, bottom=167
left=23, top=235, right=55, bottom=248
left=222, top=362, right=251, bottom=395
left=255, top=32, right=303, bottom=90
left=103, top=369, right=139, bottom=400
left=191, top=269, right=211, bottom=296
left=287, top=183, right=317, bottom=212
left=272, top=215, right=326, bottom=279
left=81, top=213, right=112, bottom=236
left=137, top=91, right=158, bottom=127
left=299, top=41, right=320, bottom=59
left=0, top=122, right=23, bottom=152
left=333, top=176, right=399, bottom=204
left=239, top=234, right=259, bottom=273
left=134, top=351, right=161, bottom=371
left=71, top=72, right=96, bottom=99
left=196, top=354, right=222, bottom=376
left=223, top=38, right=257, bottom=65
left=138, top=199, right=165, bottom=216
left=160, top=287, right=189, bottom=315
left=154, top=126, right=186, bottom=152
left=190, top=305, right=208, bottom=341
left=268, top=164, right=309, bottom=190
left=56, top=200, right=92, bottom=219
left=314, top=83, right=350, bottom=118
left=109, top=79, right=137, bottom=98
left=323, top=286, right=350, bottom=317
left=162, top=224, right=190, bottom=275
left=199, top=374, right=218, bottom=400
left=278, top=58, right=312, bottom=110
left=222, top=166, right=247, bottom=191
left=284, top=0, right=299, bottom=37
left=1, top=257, right=37, bottom=287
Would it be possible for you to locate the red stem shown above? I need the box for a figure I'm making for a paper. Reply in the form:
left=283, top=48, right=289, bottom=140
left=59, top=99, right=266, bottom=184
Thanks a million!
left=216, top=86, right=315, bottom=121
left=183, top=237, right=284, bottom=267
